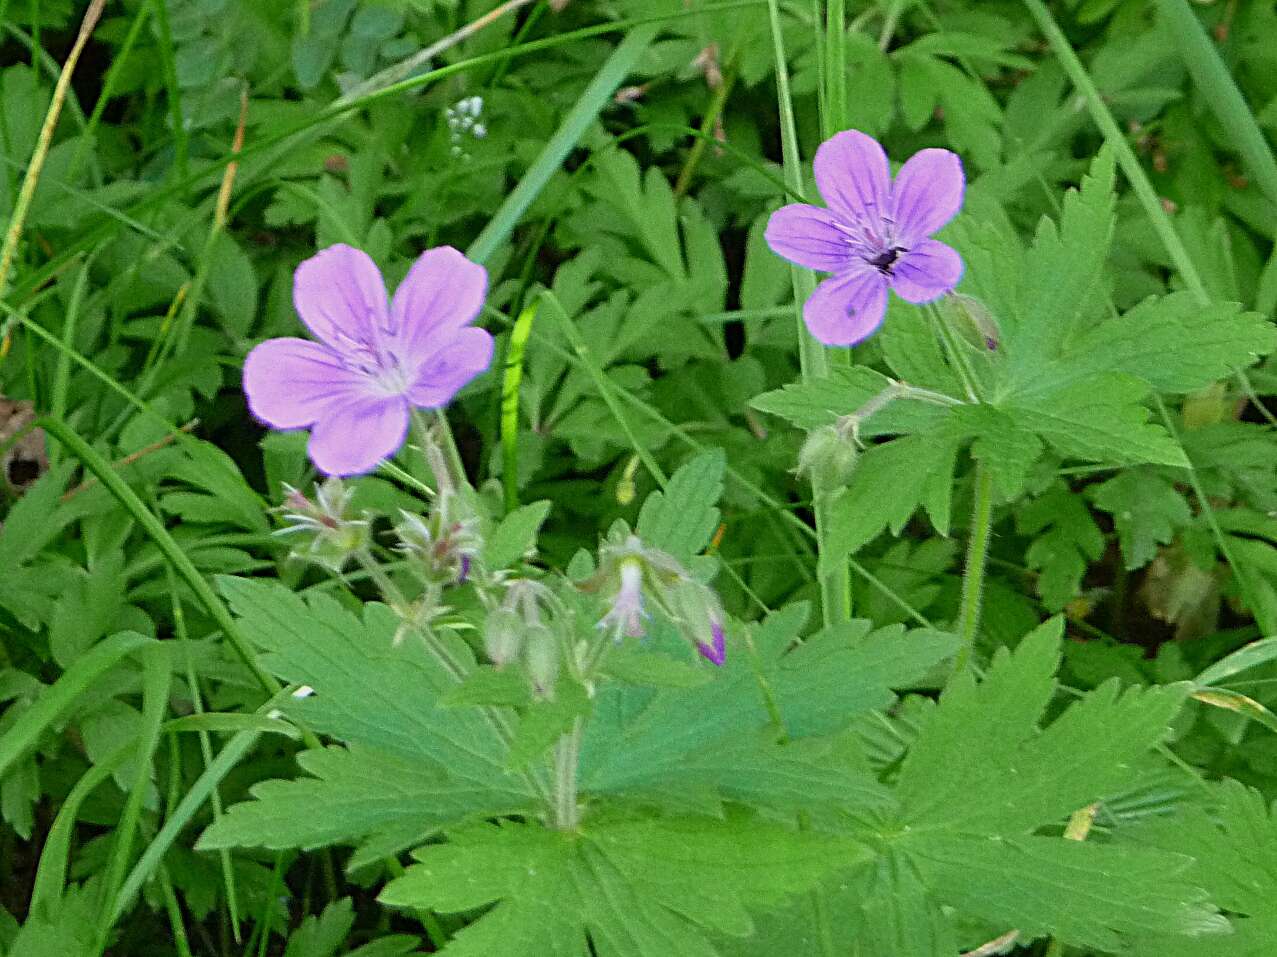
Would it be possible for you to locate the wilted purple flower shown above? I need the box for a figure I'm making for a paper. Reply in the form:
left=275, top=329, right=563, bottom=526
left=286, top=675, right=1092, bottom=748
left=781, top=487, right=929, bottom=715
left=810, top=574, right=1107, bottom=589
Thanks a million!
left=599, top=558, right=646, bottom=639
left=765, top=130, right=965, bottom=346
left=243, top=244, right=494, bottom=476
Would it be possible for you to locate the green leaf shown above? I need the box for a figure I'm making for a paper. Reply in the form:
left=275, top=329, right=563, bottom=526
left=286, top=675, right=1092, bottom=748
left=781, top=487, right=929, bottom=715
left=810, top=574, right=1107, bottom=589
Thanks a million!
left=1004, top=374, right=1188, bottom=467
left=823, top=434, right=961, bottom=568
left=1006, top=147, right=1117, bottom=380
left=1053, top=294, right=1277, bottom=395
left=896, top=617, right=1189, bottom=833
left=580, top=614, right=953, bottom=812
left=1089, top=470, right=1192, bottom=570
left=199, top=743, right=535, bottom=856
left=1017, top=483, right=1106, bottom=611
left=908, top=833, right=1224, bottom=949
left=483, top=500, right=552, bottom=570
left=636, top=450, right=725, bottom=563
left=282, top=898, right=354, bottom=957
left=212, top=578, right=538, bottom=824
left=379, top=814, right=871, bottom=957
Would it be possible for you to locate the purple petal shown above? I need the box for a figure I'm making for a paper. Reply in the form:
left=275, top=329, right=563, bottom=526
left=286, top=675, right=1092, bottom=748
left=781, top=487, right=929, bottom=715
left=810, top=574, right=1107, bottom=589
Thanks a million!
left=390, top=246, right=488, bottom=361
left=307, top=397, right=410, bottom=476
left=697, top=621, right=726, bottom=666
left=813, top=130, right=890, bottom=229
left=293, top=245, right=391, bottom=350
left=803, top=266, right=889, bottom=346
left=764, top=204, right=853, bottom=273
left=890, top=240, right=964, bottom=303
left=406, top=327, right=495, bottom=408
left=242, top=338, right=367, bottom=429
left=890, top=148, right=964, bottom=246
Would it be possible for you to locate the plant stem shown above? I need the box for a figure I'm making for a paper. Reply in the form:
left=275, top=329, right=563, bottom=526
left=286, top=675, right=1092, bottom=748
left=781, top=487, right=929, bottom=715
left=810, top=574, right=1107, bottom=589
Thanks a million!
left=766, top=0, right=852, bottom=628
left=951, top=466, right=995, bottom=681
left=552, top=719, right=584, bottom=830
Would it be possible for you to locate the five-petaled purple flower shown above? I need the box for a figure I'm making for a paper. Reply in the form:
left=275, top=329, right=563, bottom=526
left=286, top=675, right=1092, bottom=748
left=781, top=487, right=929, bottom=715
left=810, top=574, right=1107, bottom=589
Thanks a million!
left=765, top=130, right=965, bottom=346
left=243, top=244, right=494, bottom=476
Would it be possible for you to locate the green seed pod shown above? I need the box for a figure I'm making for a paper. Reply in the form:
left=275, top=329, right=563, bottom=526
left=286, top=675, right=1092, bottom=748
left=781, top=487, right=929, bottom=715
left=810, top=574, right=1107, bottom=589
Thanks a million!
left=523, top=624, right=560, bottom=700
left=483, top=606, right=524, bottom=667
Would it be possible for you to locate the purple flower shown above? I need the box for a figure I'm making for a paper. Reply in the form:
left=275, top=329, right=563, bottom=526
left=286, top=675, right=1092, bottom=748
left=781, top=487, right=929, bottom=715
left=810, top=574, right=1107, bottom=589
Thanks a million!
left=765, top=130, right=965, bottom=346
left=243, top=244, right=494, bottom=476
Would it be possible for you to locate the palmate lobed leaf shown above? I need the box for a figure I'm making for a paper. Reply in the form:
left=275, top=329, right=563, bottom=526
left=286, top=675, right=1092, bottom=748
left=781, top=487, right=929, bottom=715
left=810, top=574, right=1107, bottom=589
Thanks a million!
left=906, top=833, right=1225, bottom=950
left=379, top=814, right=872, bottom=957
left=580, top=608, right=955, bottom=812
left=895, top=617, right=1191, bottom=833
left=201, top=579, right=539, bottom=859
left=197, top=744, right=536, bottom=857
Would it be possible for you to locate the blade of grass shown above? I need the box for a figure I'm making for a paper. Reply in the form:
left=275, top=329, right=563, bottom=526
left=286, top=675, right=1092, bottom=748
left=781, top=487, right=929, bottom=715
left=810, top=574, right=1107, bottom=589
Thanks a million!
left=0, top=0, right=106, bottom=353
left=0, top=631, right=153, bottom=781
left=501, top=302, right=538, bottom=511
left=36, top=416, right=282, bottom=698
left=95, top=642, right=172, bottom=955
left=1023, top=0, right=1277, bottom=638
left=466, top=22, right=660, bottom=265
left=28, top=740, right=133, bottom=915
left=824, top=0, right=847, bottom=135
left=107, top=702, right=283, bottom=924
left=67, top=0, right=151, bottom=183
left=168, top=564, right=243, bottom=941
left=1154, top=0, right=1277, bottom=209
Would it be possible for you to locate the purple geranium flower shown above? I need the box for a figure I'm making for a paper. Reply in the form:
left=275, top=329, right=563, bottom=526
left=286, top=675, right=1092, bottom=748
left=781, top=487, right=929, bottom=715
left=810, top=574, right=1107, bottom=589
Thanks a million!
left=243, top=244, right=494, bottom=476
left=765, top=130, right=965, bottom=346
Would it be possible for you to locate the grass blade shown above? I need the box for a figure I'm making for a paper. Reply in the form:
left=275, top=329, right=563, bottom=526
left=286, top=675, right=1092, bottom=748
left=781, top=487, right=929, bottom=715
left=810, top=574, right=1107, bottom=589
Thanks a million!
left=37, top=416, right=282, bottom=698
left=466, top=23, right=659, bottom=266
left=0, top=631, right=153, bottom=781
left=1154, top=0, right=1277, bottom=209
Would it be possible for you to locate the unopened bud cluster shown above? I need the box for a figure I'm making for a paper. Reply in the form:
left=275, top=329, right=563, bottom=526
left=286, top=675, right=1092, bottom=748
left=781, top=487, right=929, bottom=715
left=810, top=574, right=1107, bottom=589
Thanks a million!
left=275, top=479, right=370, bottom=572
left=395, top=489, right=483, bottom=586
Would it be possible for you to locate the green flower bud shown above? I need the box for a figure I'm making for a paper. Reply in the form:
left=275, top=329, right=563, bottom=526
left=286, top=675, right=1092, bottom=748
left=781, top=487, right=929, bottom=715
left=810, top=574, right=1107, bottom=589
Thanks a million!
left=947, top=294, right=1000, bottom=352
left=797, top=425, right=860, bottom=488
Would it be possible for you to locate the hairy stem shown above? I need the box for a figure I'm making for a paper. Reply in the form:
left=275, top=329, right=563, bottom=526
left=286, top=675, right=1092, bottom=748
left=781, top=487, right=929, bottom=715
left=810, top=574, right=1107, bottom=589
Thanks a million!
left=951, top=466, right=995, bottom=681
left=553, top=719, right=584, bottom=830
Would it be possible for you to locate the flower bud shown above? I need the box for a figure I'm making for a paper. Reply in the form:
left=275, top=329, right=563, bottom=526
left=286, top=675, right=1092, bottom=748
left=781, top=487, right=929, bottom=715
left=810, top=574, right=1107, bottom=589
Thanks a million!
left=798, top=425, right=859, bottom=488
left=947, top=294, right=1000, bottom=351
left=523, top=624, right=560, bottom=700
left=664, top=578, right=727, bottom=666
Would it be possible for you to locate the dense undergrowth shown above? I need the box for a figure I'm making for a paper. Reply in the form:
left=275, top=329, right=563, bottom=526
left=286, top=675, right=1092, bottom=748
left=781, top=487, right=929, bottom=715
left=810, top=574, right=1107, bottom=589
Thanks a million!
left=2, top=1, right=1277, bottom=955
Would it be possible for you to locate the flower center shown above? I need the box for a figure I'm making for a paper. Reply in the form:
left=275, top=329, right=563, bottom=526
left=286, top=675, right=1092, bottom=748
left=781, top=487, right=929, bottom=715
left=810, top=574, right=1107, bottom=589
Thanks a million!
left=831, top=217, right=907, bottom=274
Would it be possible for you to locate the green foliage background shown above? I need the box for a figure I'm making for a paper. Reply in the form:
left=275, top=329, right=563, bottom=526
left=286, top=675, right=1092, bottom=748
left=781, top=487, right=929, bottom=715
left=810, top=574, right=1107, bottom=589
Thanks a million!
left=3, top=0, right=1277, bottom=954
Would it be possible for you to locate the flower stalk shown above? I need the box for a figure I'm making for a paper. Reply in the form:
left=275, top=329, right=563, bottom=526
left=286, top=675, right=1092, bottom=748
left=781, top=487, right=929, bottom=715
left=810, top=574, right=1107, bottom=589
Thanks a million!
left=950, top=465, right=995, bottom=682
